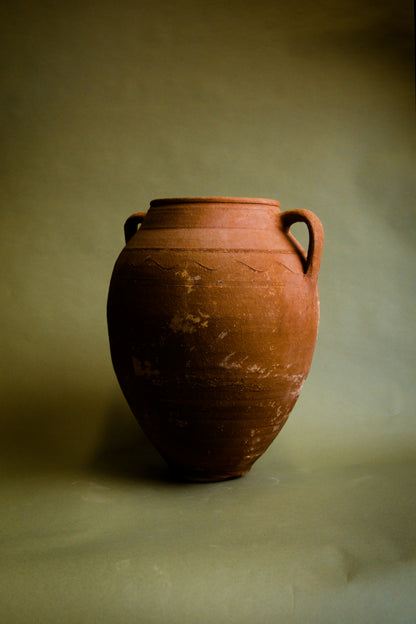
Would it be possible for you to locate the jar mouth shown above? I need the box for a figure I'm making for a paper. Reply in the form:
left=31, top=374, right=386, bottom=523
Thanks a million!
left=150, top=197, right=280, bottom=207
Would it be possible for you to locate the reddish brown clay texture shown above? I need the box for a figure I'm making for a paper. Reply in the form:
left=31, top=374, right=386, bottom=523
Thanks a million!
left=107, top=198, right=324, bottom=481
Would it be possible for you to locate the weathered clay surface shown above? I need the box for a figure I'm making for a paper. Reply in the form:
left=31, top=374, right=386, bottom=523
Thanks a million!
left=107, top=197, right=323, bottom=481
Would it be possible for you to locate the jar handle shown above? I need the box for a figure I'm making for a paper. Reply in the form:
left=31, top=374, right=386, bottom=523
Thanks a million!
left=280, top=209, right=324, bottom=282
left=124, top=212, right=147, bottom=244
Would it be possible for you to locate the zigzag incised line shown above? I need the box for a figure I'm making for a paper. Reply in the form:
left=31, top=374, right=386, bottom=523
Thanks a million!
left=144, top=257, right=219, bottom=271
left=142, top=256, right=295, bottom=274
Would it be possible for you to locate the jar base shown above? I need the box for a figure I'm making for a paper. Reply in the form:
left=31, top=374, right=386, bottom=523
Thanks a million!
left=168, top=465, right=251, bottom=483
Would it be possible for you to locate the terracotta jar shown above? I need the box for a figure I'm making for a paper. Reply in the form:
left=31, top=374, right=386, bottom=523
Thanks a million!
left=107, top=197, right=323, bottom=481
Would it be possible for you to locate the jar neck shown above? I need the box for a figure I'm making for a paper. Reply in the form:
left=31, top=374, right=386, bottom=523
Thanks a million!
left=143, top=197, right=281, bottom=231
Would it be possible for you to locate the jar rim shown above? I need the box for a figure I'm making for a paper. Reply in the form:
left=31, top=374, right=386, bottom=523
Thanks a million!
left=150, top=197, right=280, bottom=207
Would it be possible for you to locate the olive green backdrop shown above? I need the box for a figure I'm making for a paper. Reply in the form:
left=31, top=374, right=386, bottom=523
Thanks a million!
left=1, top=1, right=415, bottom=622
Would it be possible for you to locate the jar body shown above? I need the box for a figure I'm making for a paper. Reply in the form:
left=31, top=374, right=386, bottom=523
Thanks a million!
left=107, top=198, right=323, bottom=481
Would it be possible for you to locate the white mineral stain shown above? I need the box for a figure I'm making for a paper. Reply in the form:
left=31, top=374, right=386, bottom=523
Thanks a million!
left=289, top=373, right=306, bottom=384
left=219, top=352, right=238, bottom=368
left=175, top=269, right=199, bottom=293
left=169, top=312, right=209, bottom=333
left=246, top=363, right=271, bottom=377
left=219, top=353, right=249, bottom=369
left=244, top=363, right=276, bottom=378
left=289, top=377, right=306, bottom=399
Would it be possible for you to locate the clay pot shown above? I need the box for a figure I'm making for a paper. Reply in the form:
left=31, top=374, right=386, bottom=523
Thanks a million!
left=107, top=197, right=323, bottom=481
